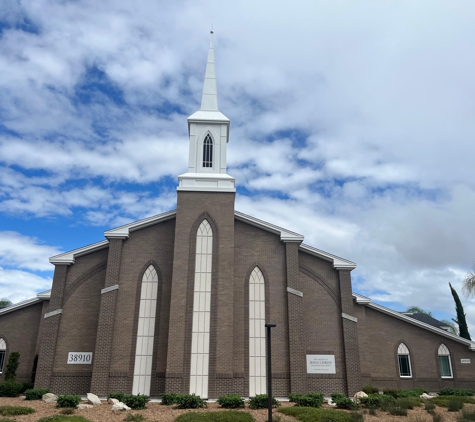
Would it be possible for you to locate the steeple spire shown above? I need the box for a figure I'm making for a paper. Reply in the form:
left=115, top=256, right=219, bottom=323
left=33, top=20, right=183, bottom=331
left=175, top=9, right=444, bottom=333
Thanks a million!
left=200, top=31, right=219, bottom=111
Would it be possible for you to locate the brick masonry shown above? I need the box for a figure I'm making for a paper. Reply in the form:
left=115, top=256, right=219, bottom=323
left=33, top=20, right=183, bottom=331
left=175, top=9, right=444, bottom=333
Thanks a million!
left=3, top=191, right=475, bottom=397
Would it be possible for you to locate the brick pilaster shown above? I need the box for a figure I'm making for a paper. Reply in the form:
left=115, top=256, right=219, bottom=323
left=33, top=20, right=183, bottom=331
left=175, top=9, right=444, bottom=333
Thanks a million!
left=35, top=264, right=69, bottom=389
left=90, top=238, right=124, bottom=395
left=338, top=269, right=362, bottom=396
left=285, top=241, right=306, bottom=394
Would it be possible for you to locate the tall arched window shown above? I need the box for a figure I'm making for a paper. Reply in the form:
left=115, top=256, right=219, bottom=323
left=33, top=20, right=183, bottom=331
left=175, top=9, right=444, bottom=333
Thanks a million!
left=132, top=265, right=159, bottom=395
left=0, top=338, right=5, bottom=374
left=190, top=219, right=213, bottom=398
left=202, top=134, right=213, bottom=168
left=397, top=343, right=412, bottom=377
left=438, top=344, right=453, bottom=378
left=249, top=266, right=266, bottom=396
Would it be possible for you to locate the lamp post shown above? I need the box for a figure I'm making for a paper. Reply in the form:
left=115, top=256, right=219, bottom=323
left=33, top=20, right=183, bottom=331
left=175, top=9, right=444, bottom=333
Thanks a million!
left=265, top=323, right=276, bottom=422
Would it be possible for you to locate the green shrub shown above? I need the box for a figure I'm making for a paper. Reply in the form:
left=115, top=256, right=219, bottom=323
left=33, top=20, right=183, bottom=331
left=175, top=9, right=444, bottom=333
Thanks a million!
left=175, top=393, right=207, bottom=409
left=431, top=396, right=475, bottom=408
left=56, top=395, right=81, bottom=409
left=279, top=407, right=354, bottom=422
left=174, top=411, right=254, bottom=422
left=108, top=392, right=126, bottom=402
left=330, top=393, right=359, bottom=410
left=425, top=401, right=436, bottom=413
left=382, top=388, right=399, bottom=398
left=292, top=392, right=324, bottom=408
left=123, top=414, right=145, bottom=422
left=25, top=388, right=50, bottom=400
left=249, top=394, right=280, bottom=410
left=388, top=406, right=408, bottom=416
left=122, top=394, right=150, bottom=410
left=0, top=406, right=35, bottom=416
left=4, top=352, right=20, bottom=382
left=378, top=395, right=397, bottom=411
left=459, top=408, right=475, bottom=421
left=60, top=409, right=75, bottom=415
left=161, top=393, right=182, bottom=405
left=362, top=386, right=379, bottom=395
left=0, top=381, right=23, bottom=397
left=439, top=388, right=475, bottom=397
left=360, top=394, right=383, bottom=409
left=395, top=397, right=422, bottom=409
left=398, top=388, right=428, bottom=398
left=349, top=412, right=364, bottom=422
left=369, top=408, right=377, bottom=416
left=37, top=417, right=93, bottom=422
left=448, top=397, right=464, bottom=412
left=216, top=394, right=245, bottom=409
left=20, top=382, right=34, bottom=393
left=289, top=393, right=303, bottom=403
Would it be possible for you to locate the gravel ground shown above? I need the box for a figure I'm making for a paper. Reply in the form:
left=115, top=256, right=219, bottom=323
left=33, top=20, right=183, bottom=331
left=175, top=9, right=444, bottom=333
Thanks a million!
left=1, top=397, right=474, bottom=422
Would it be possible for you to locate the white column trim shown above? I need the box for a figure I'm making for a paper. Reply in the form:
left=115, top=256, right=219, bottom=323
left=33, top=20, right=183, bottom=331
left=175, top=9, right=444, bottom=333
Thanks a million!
left=341, top=312, right=357, bottom=322
left=101, top=284, right=119, bottom=294
left=44, top=309, right=63, bottom=318
left=287, top=287, right=303, bottom=297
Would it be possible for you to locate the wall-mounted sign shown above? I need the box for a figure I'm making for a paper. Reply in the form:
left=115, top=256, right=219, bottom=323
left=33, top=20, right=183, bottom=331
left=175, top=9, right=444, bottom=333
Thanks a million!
left=67, top=352, right=93, bottom=364
left=306, top=354, right=336, bottom=374
left=461, top=359, right=471, bottom=364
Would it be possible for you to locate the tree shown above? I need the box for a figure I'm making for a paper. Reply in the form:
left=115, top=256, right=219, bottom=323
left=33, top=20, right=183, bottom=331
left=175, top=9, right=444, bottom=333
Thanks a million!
left=4, top=351, right=20, bottom=382
left=0, top=298, right=12, bottom=307
left=440, top=319, right=458, bottom=335
left=462, top=264, right=475, bottom=298
left=449, top=282, right=472, bottom=341
left=406, top=306, right=433, bottom=316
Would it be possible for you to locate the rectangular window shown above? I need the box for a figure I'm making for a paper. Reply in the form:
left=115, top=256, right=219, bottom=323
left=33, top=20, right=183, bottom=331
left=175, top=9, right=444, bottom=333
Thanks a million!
left=0, top=351, right=5, bottom=373
left=398, top=355, right=412, bottom=377
left=439, top=356, right=452, bottom=378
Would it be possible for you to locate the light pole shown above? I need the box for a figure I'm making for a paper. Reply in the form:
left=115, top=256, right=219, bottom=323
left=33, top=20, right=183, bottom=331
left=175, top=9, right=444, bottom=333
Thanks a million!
left=265, top=323, right=276, bottom=422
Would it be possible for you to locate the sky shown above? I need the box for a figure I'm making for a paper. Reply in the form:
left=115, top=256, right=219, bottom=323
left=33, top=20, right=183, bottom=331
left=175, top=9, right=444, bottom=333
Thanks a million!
left=1, top=0, right=475, bottom=334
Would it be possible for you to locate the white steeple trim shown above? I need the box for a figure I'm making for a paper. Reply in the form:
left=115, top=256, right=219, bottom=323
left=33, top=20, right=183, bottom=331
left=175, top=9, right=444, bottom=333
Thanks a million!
left=180, top=32, right=234, bottom=193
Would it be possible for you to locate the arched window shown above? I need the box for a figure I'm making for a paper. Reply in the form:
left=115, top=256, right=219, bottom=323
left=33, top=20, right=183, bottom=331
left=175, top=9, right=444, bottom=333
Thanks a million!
left=249, top=266, right=266, bottom=396
left=202, top=134, right=213, bottom=168
left=190, top=220, right=213, bottom=398
left=0, top=338, right=5, bottom=374
left=438, top=344, right=453, bottom=378
left=397, top=343, right=412, bottom=377
left=132, top=265, right=159, bottom=395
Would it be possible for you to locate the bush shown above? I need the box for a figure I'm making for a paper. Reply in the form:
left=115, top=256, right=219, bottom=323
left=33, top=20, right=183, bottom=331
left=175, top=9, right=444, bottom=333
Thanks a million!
left=349, top=412, right=364, bottom=422
left=60, top=409, right=75, bottom=415
left=459, top=408, right=475, bottom=421
left=279, top=407, right=354, bottom=422
left=362, top=386, right=379, bottom=395
left=360, top=394, right=383, bottom=409
left=161, top=393, right=182, bottom=405
left=108, top=392, right=126, bottom=402
left=0, top=382, right=23, bottom=397
left=448, top=397, right=464, bottom=412
left=289, top=393, right=303, bottom=403
left=122, top=394, right=150, bottom=410
left=378, top=395, right=397, bottom=411
left=398, top=388, right=428, bottom=398
left=331, top=393, right=359, bottom=410
left=123, top=414, right=145, bottom=422
left=0, top=406, right=35, bottom=416
left=4, top=352, right=20, bottom=382
left=25, top=388, right=50, bottom=400
left=216, top=394, right=245, bottom=409
left=395, top=397, right=423, bottom=409
left=249, top=394, right=280, bottom=410
left=292, top=392, right=324, bottom=408
left=431, top=396, right=475, bottom=408
left=439, top=388, right=475, bottom=397
left=175, top=394, right=207, bottom=409
left=56, top=395, right=81, bottom=409
left=174, top=411, right=254, bottom=422
left=383, top=388, right=399, bottom=398
left=388, top=406, right=408, bottom=416
left=425, top=401, right=436, bottom=413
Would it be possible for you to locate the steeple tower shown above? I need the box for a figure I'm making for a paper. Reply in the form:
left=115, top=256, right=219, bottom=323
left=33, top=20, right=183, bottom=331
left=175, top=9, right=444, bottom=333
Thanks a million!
left=178, top=32, right=235, bottom=192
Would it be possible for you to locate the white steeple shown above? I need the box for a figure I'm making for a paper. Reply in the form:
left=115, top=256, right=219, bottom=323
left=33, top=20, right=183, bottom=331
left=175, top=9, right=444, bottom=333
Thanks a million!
left=178, top=32, right=235, bottom=193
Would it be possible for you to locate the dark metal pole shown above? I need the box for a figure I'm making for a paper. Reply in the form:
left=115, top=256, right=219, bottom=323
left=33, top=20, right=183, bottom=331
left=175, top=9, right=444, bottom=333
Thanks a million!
left=265, top=323, right=276, bottom=422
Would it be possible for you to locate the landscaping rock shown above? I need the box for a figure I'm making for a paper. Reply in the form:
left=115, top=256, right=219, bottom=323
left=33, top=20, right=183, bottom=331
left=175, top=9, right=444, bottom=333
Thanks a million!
left=326, top=398, right=337, bottom=407
left=111, top=402, right=131, bottom=411
left=42, top=393, right=58, bottom=403
left=108, top=398, right=119, bottom=404
left=87, top=392, right=102, bottom=405
left=77, top=404, right=94, bottom=409
left=421, top=393, right=437, bottom=399
left=353, top=391, right=368, bottom=402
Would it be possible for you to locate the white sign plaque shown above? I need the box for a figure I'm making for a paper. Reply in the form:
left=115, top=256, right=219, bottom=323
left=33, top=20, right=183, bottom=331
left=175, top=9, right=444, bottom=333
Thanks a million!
left=306, top=354, right=336, bottom=374
left=461, top=359, right=471, bottom=364
left=67, top=352, right=93, bottom=364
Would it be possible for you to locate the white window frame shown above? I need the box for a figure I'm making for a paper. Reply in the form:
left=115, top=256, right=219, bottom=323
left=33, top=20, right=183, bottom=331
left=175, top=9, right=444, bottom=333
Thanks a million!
left=202, top=133, right=213, bottom=169
left=397, top=343, right=412, bottom=378
left=0, top=338, right=6, bottom=374
left=438, top=344, right=453, bottom=379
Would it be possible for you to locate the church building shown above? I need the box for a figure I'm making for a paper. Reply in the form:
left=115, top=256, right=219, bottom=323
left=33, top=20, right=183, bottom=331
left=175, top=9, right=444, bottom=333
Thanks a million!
left=1, top=34, right=475, bottom=399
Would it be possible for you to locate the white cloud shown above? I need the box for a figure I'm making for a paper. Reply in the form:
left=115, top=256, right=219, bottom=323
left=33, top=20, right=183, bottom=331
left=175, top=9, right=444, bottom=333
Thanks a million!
left=0, top=266, right=52, bottom=303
